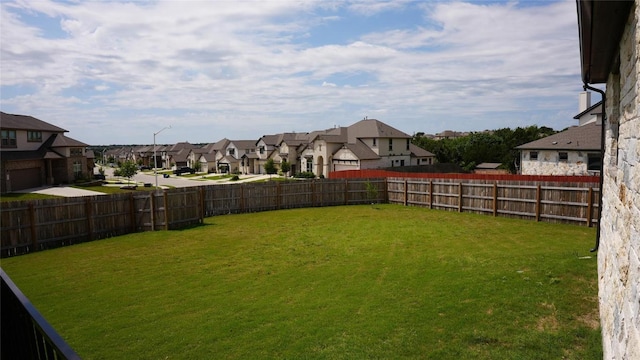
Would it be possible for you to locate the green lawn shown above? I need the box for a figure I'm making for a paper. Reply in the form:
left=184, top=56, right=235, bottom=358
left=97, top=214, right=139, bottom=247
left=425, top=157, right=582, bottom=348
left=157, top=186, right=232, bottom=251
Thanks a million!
left=1, top=205, right=601, bottom=359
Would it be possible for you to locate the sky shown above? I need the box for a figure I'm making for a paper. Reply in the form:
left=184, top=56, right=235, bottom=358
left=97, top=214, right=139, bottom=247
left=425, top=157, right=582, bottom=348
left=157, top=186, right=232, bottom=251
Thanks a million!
left=1, top=0, right=595, bottom=146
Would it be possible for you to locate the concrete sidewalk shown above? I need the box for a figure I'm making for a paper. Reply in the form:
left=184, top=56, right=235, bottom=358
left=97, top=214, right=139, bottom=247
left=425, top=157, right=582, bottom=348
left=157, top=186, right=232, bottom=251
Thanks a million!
left=18, top=186, right=106, bottom=197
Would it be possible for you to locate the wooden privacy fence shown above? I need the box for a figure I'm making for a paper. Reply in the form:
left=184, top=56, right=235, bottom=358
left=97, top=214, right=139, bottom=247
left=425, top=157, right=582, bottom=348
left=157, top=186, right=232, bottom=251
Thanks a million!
left=1, top=176, right=600, bottom=258
left=387, top=177, right=600, bottom=226
left=1, top=179, right=386, bottom=257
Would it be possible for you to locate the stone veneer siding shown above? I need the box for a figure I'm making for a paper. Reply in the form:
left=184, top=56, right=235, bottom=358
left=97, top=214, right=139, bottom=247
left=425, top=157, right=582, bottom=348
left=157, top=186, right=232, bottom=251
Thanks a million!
left=598, top=2, right=640, bottom=359
left=521, top=149, right=597, bottom=176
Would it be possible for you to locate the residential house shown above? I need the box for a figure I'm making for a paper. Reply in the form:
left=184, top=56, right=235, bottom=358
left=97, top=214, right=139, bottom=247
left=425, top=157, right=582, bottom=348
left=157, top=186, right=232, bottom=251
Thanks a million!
left=218, top=140, right=255, bottom=174
left=277, top=133, right=310, bottom=175
left=576, top=1, right=639, bottom=357
left=190, top=143, right=216, bottom=173
left=0, top=112, right=91, bottom=192
left=517, top=92, right=602, bottom=176
left=163, top=142, right=198, bottom=170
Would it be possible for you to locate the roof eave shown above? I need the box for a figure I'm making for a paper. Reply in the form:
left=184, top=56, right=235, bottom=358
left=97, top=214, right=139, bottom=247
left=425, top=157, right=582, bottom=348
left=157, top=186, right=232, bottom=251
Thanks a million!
left=577, top=0, right=633, bottom=84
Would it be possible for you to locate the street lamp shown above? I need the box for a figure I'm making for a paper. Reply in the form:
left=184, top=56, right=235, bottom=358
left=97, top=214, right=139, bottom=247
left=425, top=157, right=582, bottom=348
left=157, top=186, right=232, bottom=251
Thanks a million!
left=154, top=125, right=171, bottom=188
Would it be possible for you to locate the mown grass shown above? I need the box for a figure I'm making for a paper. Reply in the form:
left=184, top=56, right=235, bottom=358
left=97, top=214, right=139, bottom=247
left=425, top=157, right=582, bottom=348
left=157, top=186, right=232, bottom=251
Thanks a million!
left=1, top=205, right=601, bottom=359
left=0, top=192, right=61, bottom=202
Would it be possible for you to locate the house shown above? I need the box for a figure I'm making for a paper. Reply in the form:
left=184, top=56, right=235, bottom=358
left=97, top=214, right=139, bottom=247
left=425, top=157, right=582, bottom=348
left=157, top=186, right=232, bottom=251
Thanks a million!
left=0, top=112, right=91, bottom=192
left=163, top=142, right=198, bottom=170
left=217, top=140, right=255, bottom=174
left=576, top=0, right=639, bottom=357
left=517, top=92, right=602, bottom=176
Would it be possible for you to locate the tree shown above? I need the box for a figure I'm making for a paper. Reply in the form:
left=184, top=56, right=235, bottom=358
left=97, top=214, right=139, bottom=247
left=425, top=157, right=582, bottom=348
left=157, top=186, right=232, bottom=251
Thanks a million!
left=280, top=160, right=291, bottom=175
left=119, top=160, right=138, bottom=184
left=264, top=159, right=278, bottom=175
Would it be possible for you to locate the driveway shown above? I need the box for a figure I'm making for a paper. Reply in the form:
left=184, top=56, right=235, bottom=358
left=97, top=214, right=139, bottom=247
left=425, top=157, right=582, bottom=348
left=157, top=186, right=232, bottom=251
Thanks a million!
left=17, top=186, right=106, bottom=197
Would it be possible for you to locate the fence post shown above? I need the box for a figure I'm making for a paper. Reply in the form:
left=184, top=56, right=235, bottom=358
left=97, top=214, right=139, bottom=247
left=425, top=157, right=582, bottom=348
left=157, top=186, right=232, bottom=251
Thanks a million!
left=458, top=182, right=463, bottom=212
left=587, top=187, right=594, bottom=227
left=429, top=181, right=433, bottom=209
left=240, top=184, right=245, bottom=212
left=344, top=179, right=349, bottom=205
left=85, top=198, right=94, bottom=242
left=28, top=203, right=37, bottom=253
left=130, top=193, right=136, bottom=233
left=311, top=181, right=316, bottom=207
left=277, top=182, right=281, bottom=209
left=384, top=178, right=389, bottom=203
left=199, top=187, right=205, bottom=222
left=163, top=190, right=169, bottom=230
left=149, top=192, right=155, bottom=231
left=492, top=182, right=498, bottom=217
left=404, top=179, right=408, bottom=206
left=535, top=184, right=542, bottom=222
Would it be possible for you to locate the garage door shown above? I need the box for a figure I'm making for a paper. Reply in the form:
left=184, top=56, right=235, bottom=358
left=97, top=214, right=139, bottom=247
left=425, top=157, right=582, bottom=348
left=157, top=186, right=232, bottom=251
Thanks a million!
left=10, top=168, right=42, bottom=191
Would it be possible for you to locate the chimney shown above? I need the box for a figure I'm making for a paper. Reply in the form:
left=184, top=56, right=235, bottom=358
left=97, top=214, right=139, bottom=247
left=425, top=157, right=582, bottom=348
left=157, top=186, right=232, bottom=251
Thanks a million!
left=579, top=91, right=591, bottom=112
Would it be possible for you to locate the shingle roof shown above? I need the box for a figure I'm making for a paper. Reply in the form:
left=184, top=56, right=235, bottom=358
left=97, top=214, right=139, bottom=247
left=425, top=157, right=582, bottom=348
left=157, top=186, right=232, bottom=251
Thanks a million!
left=0, top=112, right=67, bottom=132
left=516, top=123, right=601, bottom=151
left=573, top=101, right=603, bottom=119
left=51, top=134, right=88, bottom=147
left=347, top=119, right=410, bottom=143
left=340, top=140, right=380, bottom=160
left=409, top=144, right=434, bottom=157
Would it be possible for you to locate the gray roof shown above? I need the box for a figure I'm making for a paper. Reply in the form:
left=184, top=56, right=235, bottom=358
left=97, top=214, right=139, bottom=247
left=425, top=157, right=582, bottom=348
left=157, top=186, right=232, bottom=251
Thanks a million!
left=51, top=134, right=88, bottom=147
left=516, top=123, right=601, bottom=151
left=0, top=112, right=67, bottom=132
left=409, top=144, right=434, bottom=157
left=573, top=101, right=602, bottom=119
left=340, top=140, right=380, bottom=160
left=230, top=140, right=256, bottom=150
left=348, top=119, right=410, bottom=144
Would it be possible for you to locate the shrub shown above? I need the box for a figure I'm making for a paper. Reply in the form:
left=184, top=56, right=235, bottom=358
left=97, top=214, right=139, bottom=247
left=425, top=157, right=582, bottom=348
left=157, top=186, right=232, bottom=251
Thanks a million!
left=294, top=172, right=316, bottom=179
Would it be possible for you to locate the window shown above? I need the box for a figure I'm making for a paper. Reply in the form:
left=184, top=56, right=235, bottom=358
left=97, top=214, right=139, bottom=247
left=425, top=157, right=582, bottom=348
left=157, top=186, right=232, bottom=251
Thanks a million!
left=406, top=139, right=410, bottom=151
left=588, top=153, right=601, bottom=171
left=559, top=152, right=568, bottom=162
left=28, top=131, right=42, bottom=142
left=306, top=158, right=313, bottom=172
left=70, top=148, right=83, bottom=157
left=530, top=151, right=538, bottom=160
left=73, top=161, right=82, bottom=178
left=259, top=146, right=264, bottom=155
left=372, top=138, right=377, bottom=146
left=228, top=148, right=235, bottom=156
left=388, top=139, right=393, bottom=151
left=1, top=130, right=16, bottom=147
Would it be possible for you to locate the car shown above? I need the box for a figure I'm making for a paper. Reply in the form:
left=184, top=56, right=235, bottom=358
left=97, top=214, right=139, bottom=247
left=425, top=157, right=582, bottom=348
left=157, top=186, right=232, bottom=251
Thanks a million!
left=173, top=166, right=196, bottom=175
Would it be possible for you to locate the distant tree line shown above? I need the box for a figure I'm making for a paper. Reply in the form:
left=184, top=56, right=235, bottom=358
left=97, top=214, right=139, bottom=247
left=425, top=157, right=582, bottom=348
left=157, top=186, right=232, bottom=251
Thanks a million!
left=412, top=126, right=557, bottom=173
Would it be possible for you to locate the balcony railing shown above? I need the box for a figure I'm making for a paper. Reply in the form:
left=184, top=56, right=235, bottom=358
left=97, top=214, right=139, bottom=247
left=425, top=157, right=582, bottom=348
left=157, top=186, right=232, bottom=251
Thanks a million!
left=1, top=268, right=81, bottom=359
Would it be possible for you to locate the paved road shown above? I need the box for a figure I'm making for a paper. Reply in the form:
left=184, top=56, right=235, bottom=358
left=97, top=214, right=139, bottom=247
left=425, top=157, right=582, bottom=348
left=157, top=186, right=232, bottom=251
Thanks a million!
left=103, top=167, right=275, bottom=188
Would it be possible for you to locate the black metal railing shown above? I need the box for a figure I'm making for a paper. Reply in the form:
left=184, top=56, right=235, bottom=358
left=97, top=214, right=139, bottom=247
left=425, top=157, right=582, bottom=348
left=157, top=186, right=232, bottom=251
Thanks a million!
left=1, top=268, right=81, bottom=359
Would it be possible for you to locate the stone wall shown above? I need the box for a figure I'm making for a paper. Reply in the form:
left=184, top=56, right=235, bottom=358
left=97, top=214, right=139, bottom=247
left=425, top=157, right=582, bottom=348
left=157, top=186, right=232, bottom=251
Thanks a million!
left=521, top=149, right=596, bottom=176
left=598, top=2, right=640, bottom=359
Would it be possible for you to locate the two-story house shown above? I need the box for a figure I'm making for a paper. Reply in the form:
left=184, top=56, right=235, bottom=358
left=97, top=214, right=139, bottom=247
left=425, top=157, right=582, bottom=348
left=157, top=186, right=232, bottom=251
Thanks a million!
left=1, top=112, right=91, bottom=193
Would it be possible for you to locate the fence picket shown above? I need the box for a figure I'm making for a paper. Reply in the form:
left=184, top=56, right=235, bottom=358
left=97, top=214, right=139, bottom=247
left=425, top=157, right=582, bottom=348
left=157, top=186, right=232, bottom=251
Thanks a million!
left=1, top=176, right=599, bottom=257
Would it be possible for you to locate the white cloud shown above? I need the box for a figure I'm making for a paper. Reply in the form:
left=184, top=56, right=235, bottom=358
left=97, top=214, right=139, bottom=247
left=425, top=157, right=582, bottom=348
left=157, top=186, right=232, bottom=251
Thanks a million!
left=0, top=0, right=583, bottom=144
